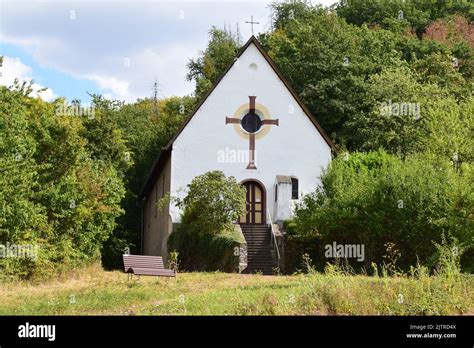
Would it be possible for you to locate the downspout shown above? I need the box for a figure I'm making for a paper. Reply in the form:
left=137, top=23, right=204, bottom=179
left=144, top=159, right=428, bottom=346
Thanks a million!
left=140, top=196, right=146, bottom=255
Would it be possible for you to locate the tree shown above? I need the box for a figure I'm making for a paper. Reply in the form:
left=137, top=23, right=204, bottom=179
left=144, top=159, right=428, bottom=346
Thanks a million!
left=187, top=27, right=241, bottom=100
left=258, top=1, right=471, bottom=151
left=336, top=0, right=473, bottom=36
left=293, top=150, right=473, bottom=271
left=0, top=83, right=125, bottom=279
left=261, top=2, right=403, bottom=143
left=347, top=65, right=472, bottom=161
left=421, top=96, right=474, bottom=165
left=176, top=171, right=246, bottom=234
left=101, top=95, right=195, bottom=269
left=423, top=15, right=474, bottom=82
left=168, top=171, right=246, bottom=272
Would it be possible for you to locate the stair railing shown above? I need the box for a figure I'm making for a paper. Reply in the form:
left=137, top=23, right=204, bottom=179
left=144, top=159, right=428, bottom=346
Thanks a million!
left=266, top=208, right=281, bottom=271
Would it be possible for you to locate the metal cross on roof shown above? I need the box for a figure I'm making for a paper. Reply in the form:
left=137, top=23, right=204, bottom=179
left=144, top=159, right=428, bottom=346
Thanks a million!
left=245, top=15, right=260, bottom=35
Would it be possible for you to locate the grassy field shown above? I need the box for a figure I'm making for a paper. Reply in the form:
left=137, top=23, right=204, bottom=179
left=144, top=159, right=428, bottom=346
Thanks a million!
left=0, top=264, right=472, bottom=315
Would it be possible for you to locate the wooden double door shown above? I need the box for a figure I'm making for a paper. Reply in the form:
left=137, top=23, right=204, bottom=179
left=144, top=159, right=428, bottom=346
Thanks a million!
left=240, top=180, right=266, bottom=225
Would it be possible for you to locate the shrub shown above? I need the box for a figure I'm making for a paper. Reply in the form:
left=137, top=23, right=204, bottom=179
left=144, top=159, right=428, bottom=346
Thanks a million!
left=168, top=224, right=244, bottom=272
left=282, top=219, right=298, bottom=236
left=167, top=250, right=179, bottom=272
left=169, top=171, right=246, bottom=271
left=0, top=84, right=125, bottom=280
left=176, top=171, right=246, bottom=234
left=283, top=235, right=324, bottom=274
left=293, top=150, right=473, bottom=272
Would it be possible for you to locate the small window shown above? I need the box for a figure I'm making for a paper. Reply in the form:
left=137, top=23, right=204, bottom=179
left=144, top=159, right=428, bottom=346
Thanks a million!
left=275, top=184, right=278, bottom=202
left=291, top=178, right=299, bottom=199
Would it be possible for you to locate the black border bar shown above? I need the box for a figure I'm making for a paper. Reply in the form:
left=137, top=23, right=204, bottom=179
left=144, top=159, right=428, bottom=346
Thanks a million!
left=0, top=316, right=472, bottom=346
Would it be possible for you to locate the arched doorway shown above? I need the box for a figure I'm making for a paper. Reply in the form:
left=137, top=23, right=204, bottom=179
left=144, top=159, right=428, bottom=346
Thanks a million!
left=240, top=180, right=266, bottom=225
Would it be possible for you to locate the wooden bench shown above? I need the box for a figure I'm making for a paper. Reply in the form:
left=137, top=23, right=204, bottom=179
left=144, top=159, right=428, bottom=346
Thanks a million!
left=123, top=255, right=176, bottom=279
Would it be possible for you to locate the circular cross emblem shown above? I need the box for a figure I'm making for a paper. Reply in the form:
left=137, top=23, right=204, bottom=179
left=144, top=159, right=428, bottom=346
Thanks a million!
left=225, top=96, right=280, bottom=169
left=241, top=111, right=262, bottom=133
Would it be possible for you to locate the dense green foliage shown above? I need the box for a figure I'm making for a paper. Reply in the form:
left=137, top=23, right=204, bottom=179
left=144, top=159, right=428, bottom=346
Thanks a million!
left=0, top=83, right=125, bottom=279
left=176, top=171, right=246, bottom=234
left=168, top=224, right=244, bottom=272
left=336, top=0, right=474, bottom=35
left=257, top=1, right=473, bottom=150
left=234, top=1, right=473, bottom=274
left=186, top=27, right=241, bottom=100
left=100, top=95, right=195, bottom=269
left=0, top=79, right=193, bottom=277
left=1, top=0, right=472, bottom=278
left=292, top=151, right=473, bottom=272
left=352, top=67, right=473, bottom=158
left=169, top=171, right=246, bottom=271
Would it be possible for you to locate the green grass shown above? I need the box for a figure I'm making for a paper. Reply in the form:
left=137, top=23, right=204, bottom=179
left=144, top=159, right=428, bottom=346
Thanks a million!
left=0, top=264, right=472, bottom=315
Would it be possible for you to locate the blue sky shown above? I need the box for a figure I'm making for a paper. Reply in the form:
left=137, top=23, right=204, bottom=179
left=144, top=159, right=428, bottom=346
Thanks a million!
left=0, top=0, right=336, bottom=103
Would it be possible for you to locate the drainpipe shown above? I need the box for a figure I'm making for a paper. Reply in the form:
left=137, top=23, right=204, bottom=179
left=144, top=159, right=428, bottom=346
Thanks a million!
left=140, top=196, right=145, bottom=255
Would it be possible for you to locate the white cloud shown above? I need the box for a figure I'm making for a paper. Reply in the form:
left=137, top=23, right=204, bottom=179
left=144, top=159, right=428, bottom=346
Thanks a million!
left=0, top=56, right=57, bottom=101
left=0, top=1, right=271, bottom=102
left=0, top=3, right=210, bottom=102
left=0, top=0, right=337, bottom=102
left=84, top=73, right=132, bottom=101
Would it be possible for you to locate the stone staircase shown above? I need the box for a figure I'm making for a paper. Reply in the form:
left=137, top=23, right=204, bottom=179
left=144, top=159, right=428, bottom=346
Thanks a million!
left=240, top=224, right=276, bottom=275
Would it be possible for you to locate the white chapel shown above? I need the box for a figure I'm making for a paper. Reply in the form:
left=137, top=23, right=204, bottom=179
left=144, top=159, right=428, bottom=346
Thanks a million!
left=139, top=36, right=336, bottom=271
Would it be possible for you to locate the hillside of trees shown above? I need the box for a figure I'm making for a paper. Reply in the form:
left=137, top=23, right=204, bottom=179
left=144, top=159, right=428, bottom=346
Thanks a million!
left=1, top=1, right=472, bottom=279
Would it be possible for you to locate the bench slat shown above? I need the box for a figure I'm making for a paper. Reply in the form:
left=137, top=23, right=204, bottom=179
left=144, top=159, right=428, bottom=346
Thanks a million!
left=131, top=267, right=176, bottom=277
left=123, top=261, right=164, bottom=267
left=122, top=255, right=176, bottom=277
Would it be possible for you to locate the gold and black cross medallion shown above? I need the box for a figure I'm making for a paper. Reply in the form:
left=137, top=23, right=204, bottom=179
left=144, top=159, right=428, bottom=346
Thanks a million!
left=225, top=96, right=279, bottom=169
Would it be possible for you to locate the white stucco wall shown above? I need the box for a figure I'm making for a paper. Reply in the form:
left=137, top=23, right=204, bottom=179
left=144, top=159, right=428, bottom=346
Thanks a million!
left=274, top=181, right=292, bottom=222
left=169, top=42, right=331, bottom=223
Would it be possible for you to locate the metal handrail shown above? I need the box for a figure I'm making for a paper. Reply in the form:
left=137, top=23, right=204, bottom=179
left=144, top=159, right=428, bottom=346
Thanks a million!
left=266, top=208, right=281, bottom=267
left=271, top=224, right=281, bottom=263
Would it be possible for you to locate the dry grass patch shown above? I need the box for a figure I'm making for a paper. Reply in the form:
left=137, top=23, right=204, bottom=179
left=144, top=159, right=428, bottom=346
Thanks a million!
left=0, top=264, right=472, bottom=315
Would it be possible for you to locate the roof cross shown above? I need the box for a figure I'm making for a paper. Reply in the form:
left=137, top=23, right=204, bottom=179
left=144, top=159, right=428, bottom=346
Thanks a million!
left=245, top=15, right=260, bottom=35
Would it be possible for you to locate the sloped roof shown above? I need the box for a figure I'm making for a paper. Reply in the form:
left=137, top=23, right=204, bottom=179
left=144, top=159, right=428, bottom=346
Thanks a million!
left=139, top=36, right=336, bottom=199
